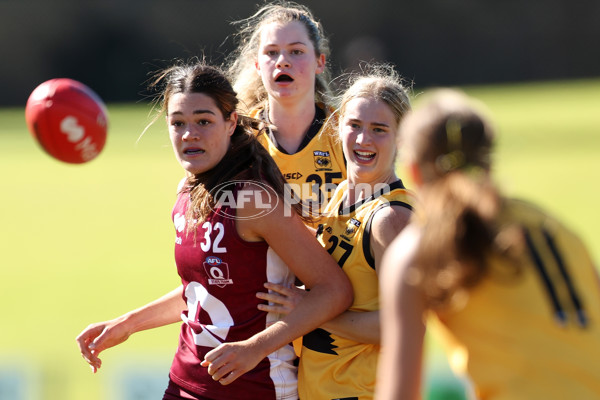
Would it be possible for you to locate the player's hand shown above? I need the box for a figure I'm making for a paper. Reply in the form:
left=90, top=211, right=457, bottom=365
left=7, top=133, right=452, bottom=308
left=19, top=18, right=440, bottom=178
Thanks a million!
left=75, top=318, right=131, bottom=373
left=256, top=282, right=307, bottom=315
left=201, top=340, right=264, bottom=385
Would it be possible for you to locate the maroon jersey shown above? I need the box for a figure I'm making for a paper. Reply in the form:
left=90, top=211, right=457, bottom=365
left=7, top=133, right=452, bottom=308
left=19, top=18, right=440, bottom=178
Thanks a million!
left=168, top=190, right=297, bottom=400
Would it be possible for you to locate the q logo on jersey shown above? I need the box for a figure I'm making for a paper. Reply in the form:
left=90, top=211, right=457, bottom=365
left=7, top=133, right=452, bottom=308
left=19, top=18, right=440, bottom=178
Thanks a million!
left=313, top=150, right=332, bottom=171
left=203, top=256, right=233, bottom=288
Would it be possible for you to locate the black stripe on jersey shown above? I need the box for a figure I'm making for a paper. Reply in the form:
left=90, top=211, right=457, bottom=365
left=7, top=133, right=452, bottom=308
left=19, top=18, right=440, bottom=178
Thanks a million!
left=523, top=228, right=568, bottom=325
left=263, top=104, right=325, bottom=154
left=542, top=229, right=588, bottom=328
left=363, top=200, right=413, bottom=270
left=337, top=179, right=407, bottom=216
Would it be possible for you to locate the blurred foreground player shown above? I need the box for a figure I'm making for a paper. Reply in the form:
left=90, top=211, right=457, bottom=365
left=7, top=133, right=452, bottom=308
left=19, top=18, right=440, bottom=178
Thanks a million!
left=376, top=89, right=600, bottom=400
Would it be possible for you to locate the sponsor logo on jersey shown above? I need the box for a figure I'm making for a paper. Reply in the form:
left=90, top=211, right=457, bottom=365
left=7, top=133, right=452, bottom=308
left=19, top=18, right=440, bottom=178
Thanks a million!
left=174, top=213, right=186, bottom=233
left=174, top=213, right=186, bottom=245
left=341, top=218, right=361, bottom=241
left=203, top=256, right=233, bottom=287
left=313, top=150, right=332, bottom=171
left=283, top=171, right=303, bottom=180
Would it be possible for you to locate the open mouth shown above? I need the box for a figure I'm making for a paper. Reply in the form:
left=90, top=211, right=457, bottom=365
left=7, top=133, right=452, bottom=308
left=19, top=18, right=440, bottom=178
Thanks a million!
left=184, top=148, right=205, bottom=155
left=275, top=74, right=294, bottom=82
left=354, top=150, right=375, bottom=162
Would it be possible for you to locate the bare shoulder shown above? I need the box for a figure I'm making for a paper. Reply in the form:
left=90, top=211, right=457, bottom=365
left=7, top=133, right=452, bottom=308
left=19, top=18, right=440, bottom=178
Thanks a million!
left=234, top=181, right=298, bottom=240
left=234, top=181, right=280, bottom=215
left=380, top=223, right=422, bottom=285
left=371, top=203, right=414, bottom=246
left=373, top=203, right=413, bottom=229
left=385, top=223, right=421, bottom=262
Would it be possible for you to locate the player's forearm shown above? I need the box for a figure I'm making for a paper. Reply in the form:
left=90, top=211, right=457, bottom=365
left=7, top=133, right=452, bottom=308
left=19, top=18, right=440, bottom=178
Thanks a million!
left=121, top=285, right=185, bottom=334
left=252, top=281, right=353, bottom=357
left=321, top=309, right=380, bottom=344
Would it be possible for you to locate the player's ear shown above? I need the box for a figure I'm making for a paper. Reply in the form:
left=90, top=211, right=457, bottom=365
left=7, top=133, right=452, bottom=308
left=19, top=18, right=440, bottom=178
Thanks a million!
left=226, top=111, right=238, bottom=137
left=315, top=54, right=326, bottom=75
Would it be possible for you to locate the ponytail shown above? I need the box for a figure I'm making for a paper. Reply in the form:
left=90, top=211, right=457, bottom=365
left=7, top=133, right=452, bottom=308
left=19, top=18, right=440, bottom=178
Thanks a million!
left=399, top=89, right=524, bottom=308
left=413, top=172, right=520, bottom=309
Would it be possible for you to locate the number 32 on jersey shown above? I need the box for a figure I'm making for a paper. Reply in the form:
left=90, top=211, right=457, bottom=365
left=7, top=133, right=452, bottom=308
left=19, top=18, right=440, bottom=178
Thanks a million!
left=174, top=215, right=226, bottom=254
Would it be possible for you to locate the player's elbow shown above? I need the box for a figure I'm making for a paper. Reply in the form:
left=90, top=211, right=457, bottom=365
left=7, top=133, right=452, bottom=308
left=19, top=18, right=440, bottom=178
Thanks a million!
left=331, top=273, right=354, bottom=313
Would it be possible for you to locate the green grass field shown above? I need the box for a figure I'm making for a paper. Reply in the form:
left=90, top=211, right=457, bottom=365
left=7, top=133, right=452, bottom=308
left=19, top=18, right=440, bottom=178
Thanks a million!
left=1, top=79, right=599, bottom=400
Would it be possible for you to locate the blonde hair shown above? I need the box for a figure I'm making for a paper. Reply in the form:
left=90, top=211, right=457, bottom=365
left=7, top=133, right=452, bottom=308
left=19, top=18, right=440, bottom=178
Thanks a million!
left=337, top=63, right=412, bottom=130
left=226, top=1, right=332, bottom=112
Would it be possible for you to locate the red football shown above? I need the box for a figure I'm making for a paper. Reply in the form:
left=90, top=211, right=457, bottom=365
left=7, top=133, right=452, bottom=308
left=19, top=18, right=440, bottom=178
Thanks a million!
left=25, top=78, right=108, bottom=164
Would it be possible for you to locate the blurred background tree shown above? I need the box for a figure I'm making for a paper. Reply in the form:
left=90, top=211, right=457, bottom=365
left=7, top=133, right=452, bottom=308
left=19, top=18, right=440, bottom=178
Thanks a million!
left=1, top=0, right=599, bottom=106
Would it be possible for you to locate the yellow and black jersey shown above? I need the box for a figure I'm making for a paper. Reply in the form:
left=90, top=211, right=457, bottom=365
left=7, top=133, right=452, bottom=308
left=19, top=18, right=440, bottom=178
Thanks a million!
left=249, top=104, right=346, bottom=214
left=298, top=179, right=415, bottom=400
left=430, top=198, right=600, bottom=400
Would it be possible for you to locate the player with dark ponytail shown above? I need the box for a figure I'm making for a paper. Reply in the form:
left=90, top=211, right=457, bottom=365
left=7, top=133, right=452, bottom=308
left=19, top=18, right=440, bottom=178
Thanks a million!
left=76, top=61, right=352, bottom=400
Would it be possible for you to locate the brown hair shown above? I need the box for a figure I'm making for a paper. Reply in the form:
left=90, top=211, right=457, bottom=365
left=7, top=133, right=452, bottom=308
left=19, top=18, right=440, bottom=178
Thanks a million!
left=400, top=89, right=521, bottom=308
left=149, top=61, right=305, bottom=230
left=226, top=1, right=332, bottom=112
